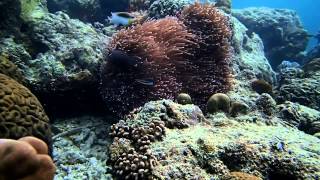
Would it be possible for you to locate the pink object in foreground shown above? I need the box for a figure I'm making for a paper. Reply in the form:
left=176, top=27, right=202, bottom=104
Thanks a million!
left=0, top=136, right=56, bottom=180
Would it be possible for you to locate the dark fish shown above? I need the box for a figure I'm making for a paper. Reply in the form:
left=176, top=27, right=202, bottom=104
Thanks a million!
left=135, top=78, right=155, bottom=86
left=116, top=12, right=135, bottom=19
left=108, top=49, right=139, bottom=68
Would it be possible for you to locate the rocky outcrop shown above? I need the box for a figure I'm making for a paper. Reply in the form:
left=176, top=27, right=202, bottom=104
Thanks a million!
left=276, top=58, right=320, bottom=111
left=104, top=100, right=320, bottom=179
left=233, top=7, right=309, bottom=68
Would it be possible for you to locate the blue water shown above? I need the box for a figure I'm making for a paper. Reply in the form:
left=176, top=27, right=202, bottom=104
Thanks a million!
left=232, top=0, right=320, bottom=49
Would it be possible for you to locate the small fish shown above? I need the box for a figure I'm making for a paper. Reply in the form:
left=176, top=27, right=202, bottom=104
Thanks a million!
left=135, top=78, right=155, bottom=86
left=108, top=12, right=135, bottom=26
left=108, top=49, right=139, bottom=68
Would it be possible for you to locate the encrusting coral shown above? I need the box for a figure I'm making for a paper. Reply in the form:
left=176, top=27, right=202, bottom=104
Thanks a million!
left=0, top=73, right=52, bottom=150
left=101, top=2, right=232, bottom=117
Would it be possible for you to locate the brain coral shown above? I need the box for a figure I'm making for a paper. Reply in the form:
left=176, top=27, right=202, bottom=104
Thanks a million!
left=0, top=73, right=52, bottom=149
left=101, top=3, right=232, bottom=116
left=0, top=53, right=25, bottom=84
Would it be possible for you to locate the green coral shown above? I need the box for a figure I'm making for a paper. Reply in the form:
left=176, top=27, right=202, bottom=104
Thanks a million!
left=20, top=0, right=48, bottom=22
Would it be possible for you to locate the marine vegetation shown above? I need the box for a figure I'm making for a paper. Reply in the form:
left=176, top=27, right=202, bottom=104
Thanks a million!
left=101, top=2, right=232, bottom=117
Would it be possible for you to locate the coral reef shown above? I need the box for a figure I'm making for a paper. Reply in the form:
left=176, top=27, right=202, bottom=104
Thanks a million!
left=0, top=73, right=52, bottom=148
left=107, top=100, right=320, bottom=179
left=20, top=0, right=48, bottom=22
left=229, top=16, right=276, bottom=85
left=176, top=93, right=192, bottom=105
left=108, top=100, right=204, bottom=179
left=0, top=137, right=55, bottom=179
left=255, top=93, right=277, bottom=116
left=305, top=44, right=320, bottom=63
left=25, top=12, right=107, bottom=92
left=251, top=79, right=273, bottom=95
left=148, top=0, right=190, bottom=19
left=233, top=7, right=309, bottom=67
left=207, top=93, right=231, bottom=114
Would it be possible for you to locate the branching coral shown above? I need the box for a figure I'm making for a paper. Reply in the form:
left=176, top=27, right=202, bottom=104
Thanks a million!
left=101, top=3, right=232, bottom=116
left=109, top=118, right=165, bottom=179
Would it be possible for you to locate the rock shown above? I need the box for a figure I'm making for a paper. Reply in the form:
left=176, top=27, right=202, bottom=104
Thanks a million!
left=0, top=9, right=108, bottom=116
left=230, top=16, right=276, bottom=84
left=121, top=100, right=320, bottom=179
left=278, top=101, right=320, bottom=136
left=306, top=44, right=320, bottom=62
left=305, top=44, right=320, bottom=63
left=228, top=16, right=276, bottom=109
left=148, top=0, right=190, bottom=19
left=52, top=115, right=113, bottom=179
left=47, top=0, right=103, bottom=22
left=24, top=12, right=107, bottom=92
left=0, top=0, right=47, bottom=37
left=255, top=93, right=277, bottom=116
left=276, top=58, right=320, bottom=110
left=233, top=7, right=309, bottom=68
left=215, top=0, right=232, bottom=14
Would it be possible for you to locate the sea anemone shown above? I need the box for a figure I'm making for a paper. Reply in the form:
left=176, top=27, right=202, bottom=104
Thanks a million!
left=101, top=3, right=233, bottom=117
left=178, top=2, right=233, bottom=109
left=100, top=17, right=196, bottom=116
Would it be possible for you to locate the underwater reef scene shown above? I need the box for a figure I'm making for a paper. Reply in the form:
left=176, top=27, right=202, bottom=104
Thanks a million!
left=0, top=0, right=320, bottom=179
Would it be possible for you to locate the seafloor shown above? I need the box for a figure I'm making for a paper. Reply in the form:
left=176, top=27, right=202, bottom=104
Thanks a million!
left=0, top=0, right=320, bottom=180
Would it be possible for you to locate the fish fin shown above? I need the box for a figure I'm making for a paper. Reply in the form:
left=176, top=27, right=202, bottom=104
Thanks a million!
left=135, top=78, right=155, bottom=86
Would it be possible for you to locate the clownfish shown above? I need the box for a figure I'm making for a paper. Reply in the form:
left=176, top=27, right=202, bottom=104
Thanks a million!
left=108, top=12, right=135, bottom=26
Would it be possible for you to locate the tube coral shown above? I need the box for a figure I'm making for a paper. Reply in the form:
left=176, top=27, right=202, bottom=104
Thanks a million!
left=101, top=3, right=233, bottom=116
